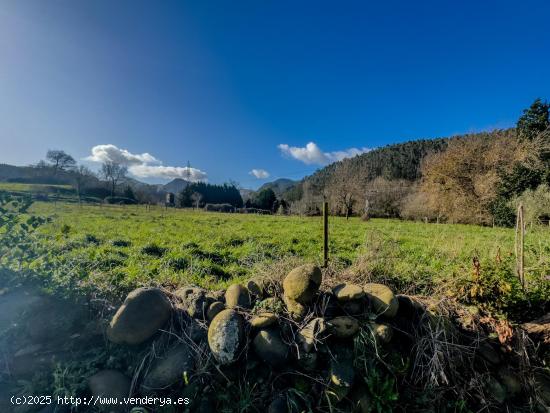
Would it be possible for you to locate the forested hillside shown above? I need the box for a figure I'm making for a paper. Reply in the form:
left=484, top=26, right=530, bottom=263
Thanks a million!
left=283, top=99, right=550, bottom=226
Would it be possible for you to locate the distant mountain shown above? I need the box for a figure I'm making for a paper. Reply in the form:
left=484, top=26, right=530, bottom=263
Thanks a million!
left=258, top=178, right=297, bottom=197
left=162, top=178, right=190, bottom=194
left=239, top=188, right=254, bottom=201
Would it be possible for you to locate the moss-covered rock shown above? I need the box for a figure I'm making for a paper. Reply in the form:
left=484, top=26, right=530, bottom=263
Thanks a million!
left=225, top=284, right=251, bottom=309
left=283, top=264, right=322, bottom=304
left=206, top=301, right=225, bottom=321
left=332, top=283, right=365, bottom=301
left=364, top=283, right=398, bottom=318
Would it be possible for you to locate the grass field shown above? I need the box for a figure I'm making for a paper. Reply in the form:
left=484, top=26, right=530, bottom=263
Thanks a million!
left=0, top=182, right=73, bottom=193
left=3, top=201, right=546, bottom=307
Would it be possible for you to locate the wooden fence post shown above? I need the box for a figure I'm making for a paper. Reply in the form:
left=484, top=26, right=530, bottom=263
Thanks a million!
left=515, top=203, right=525, bottom=289
left=323, top=201, right=329, bottom=268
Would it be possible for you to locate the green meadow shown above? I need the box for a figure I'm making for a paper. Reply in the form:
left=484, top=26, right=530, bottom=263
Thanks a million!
left=5, top=201, right=547, bottom=305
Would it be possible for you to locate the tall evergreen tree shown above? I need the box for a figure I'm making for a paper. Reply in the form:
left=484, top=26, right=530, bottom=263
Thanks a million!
left=516, top=98, right=550, bottom=141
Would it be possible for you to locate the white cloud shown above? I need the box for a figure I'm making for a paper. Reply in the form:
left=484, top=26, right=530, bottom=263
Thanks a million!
left=278, top=142, right=370, bottom=165
left=85, top=144, right=207, bottom=182
left=85, top=144, right=159, bottom=166
left=130, top=165, right=208, bottom=181
left=249, top=169, right=270, bottom=179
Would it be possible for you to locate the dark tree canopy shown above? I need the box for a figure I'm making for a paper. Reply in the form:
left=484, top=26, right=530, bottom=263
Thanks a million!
left=46, top=150, right=76, bottom=172
left=251, top=188, right=277, bottom=211
left=178, top=182, right=243, bottom=208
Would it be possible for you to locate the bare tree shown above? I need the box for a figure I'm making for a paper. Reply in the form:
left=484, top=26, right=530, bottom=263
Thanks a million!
left=46, top=150, right=76, bottom=173
left=191, top=192, right=203, bottom=209
left=327, top=162, right=361, bottom=219
left=101, top=161, right=127, bottom=197
left=73, top=165, right=95, bottom=204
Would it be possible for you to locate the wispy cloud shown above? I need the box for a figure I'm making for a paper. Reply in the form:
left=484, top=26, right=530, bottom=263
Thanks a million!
left=85, top=144, right=207, bottom=181
left=278, top=142, right=369, bottom=165
left=249, top=168, right=270, bottom=179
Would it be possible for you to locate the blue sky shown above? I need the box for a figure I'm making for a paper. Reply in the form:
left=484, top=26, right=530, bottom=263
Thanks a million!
left=0, top=0, right=549, bottom=188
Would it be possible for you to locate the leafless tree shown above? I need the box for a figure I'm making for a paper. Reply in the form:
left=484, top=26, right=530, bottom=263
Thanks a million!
left=191, top=192, right=203, bottom=209
left=101, top=161, right=127, bottom=197
left=326, top=162, right=361, bottom=218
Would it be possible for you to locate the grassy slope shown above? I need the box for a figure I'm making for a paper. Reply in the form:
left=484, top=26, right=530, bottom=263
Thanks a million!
left=20, top=202, right=549, bottom=297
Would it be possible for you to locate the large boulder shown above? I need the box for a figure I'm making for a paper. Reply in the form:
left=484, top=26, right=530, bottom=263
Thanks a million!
left=141, top=343, right=195, bottom=392
left=107, top=288, right=172, bottom=345
left=283, top=264, right=322, bottom=305
left=207, top=309, right=244, bottom=365
left=363, top=283, right=398, bottom=318
left=225, top=284, right=251, bottom=309
left=332, top=283, right=365, bottom=301
left=253, top=329, right=289, bottom=367
left=88, top=370, right=131, bottom=411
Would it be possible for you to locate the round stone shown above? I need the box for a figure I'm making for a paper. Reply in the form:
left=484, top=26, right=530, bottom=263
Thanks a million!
left=225, top=284, right=251, bottom=309
left=363, top=283, right=399, bottom=318
left=207, top=309, right=244, bottom=365
left=283, top=264, right=322, bottom=304
left=332, top=283, right=365, bottom=301
left=206, top=301, right=225, bottom=321
left=107, top=288, right=172, bottom=345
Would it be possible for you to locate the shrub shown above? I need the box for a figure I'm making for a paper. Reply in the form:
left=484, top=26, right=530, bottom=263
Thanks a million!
left=511, top=184, right=550, bottom=226
left=488, top=196, right=516, bottom=227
